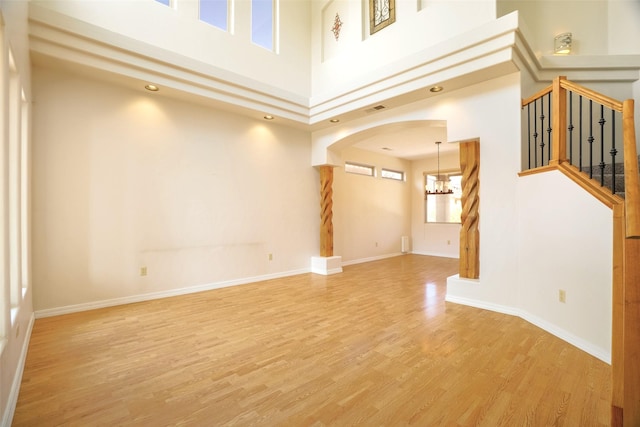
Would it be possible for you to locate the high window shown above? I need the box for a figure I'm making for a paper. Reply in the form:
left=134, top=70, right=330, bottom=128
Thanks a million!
left=200, top=0, right=228, bottom=31
left=252, top=0, right=274, bottom=50
left=154, top=0, right=171, bottom=6
left=381, top=168, right=404, bottom=181
left=345, top=162, right=375, bottom=177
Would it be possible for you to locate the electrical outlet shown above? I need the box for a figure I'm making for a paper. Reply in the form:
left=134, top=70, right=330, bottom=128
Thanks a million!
left=559, top=289, right=566, bottom=303
left=140, top=266, right=147, bottom=276
left=268, top=253, right=273, bottom=261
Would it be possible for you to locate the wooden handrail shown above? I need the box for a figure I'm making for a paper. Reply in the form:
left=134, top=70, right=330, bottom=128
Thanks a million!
left=521, top=85, right=552, bottom=107
left=561, top=79, right=624, bottom=112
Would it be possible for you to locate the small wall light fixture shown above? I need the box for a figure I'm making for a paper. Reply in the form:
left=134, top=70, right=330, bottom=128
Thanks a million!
left=554, top=32, right=572, bottom=55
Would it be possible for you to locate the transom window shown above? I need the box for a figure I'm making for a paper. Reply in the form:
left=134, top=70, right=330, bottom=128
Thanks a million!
left=252, top=0, right=274, bottom=50
left=200, top=0, right=228, bottom=31
left=381, top=168, right=404, bottom=181
left=345, top=162, right=375, bottom=177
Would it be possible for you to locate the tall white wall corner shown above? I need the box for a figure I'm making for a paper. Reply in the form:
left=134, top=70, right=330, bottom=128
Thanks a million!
left=401, top=236, right=410, bottom=253
left=311, top=256, right=343, bottom=275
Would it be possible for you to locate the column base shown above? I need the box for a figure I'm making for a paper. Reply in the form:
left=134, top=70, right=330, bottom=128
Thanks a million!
left=311, top=256, right=343, bottom=275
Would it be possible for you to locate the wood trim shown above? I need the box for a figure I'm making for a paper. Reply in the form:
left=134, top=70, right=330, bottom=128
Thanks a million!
left=622, top=99, right=640, bottom=238
left=612, top=203, right=625, bottom=424
left=459, top=140, right=480, bottom=279
left=517, top=164, right=558, bottom=177
left=557, top=163, right=623, bottom=209
left=549, top=76, right=567, bottom=166
left=624, top=238, right=640, bottom=426
left=319, top=165, right=334, bottom=257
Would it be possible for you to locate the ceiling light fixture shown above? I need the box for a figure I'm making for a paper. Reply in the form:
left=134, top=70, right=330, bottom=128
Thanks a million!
left=430, top=86, right=444, bottom=93
left=426, top=141, right=453, bottom=195
left=264, top=115, right=274, bottom=120
left=144, top=84, right=159, bottom=92
left=329, top=118, right=340, bottom=123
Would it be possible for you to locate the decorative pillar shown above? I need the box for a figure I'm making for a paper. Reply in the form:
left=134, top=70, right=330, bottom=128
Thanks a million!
left=320, top=165, right=334, bottom=257
left=459, top=140, right=480, bottom=279
left=311, top=165, right=342, bottom=275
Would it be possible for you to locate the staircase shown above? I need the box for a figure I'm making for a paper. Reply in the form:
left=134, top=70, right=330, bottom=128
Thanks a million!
left=583, top=155, right=640, bottom=198
left=521, top=76, right=640, bottom=426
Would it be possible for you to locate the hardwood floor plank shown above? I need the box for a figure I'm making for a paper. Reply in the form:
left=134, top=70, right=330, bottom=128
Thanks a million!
left=13, top=255, right=610, bottom=426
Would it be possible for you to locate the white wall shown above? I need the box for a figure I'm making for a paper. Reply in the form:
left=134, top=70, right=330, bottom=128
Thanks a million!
left=31, top=67, right=318, bottom=312
left=517, top=170, right=613, bottom=361
left=311, top=0, right=497, bottom=98
left=30, top=0, right=312, bottom=97
left=498, top=0, right=640, bottom=56
left=319, top=73, right=522, bottom=307
left=333, top=146, right=411, bottom=263
left=411, top=150, right=461, bottom=258
left=0, top=1, right=34, bottom=425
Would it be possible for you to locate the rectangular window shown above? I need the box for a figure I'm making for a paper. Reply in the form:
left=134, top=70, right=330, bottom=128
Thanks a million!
left=252, top=0, right=273, bottom=50
left=200, top=0, right=228, bottom=31
left=381, top=168, right=404, bottom=181
left=345, top=162, right=375, bottom=177
left=154, top=0, right=171, bottom=6
left=425, top=173, right=462, bottom=223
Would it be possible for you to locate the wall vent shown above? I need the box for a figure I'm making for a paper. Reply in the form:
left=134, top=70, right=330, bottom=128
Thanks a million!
left=365, top=104, right=386, bottom=113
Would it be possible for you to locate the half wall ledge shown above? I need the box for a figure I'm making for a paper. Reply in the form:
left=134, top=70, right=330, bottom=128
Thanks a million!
left=311, top=256, right=343, bottom=275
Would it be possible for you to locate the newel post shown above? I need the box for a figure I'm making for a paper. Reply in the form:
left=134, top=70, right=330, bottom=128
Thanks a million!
left=550, top=76, right=568, bottom=166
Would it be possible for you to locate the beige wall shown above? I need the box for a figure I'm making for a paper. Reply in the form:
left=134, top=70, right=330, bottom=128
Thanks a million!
left=498, top=0, right=640, bottom=56
left=333, top=147, right=412, bottom=263
left=31, top=67, right=318, bottom=312
left=411, top=150, right=461, bottom=258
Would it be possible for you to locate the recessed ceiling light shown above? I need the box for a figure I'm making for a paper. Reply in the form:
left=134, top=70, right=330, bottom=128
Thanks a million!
left=382, top=147, right=392, bottom=151
left=430, top=86, right=444, bottom=93
left=329, top=118, right=340, bottom=123
left=145, top=84, right=159, bottom=92
left=264, top=115, right=274, bottom=120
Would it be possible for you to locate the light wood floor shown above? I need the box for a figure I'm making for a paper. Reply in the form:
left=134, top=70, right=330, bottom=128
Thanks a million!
left=14, top=255, right=611, bottom=426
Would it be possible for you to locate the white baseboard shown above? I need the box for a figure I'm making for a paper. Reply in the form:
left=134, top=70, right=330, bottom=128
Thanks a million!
left=2, top=313, right=35, bottom=427
left=35, top=268, right=310, bottom=319
left=341, top=252, right=403, bottom=266
left=445, top=294, right=611, bottom=364
left=411, top=250, right=459, bottom=259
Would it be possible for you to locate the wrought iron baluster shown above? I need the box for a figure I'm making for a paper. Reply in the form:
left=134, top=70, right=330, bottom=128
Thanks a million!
left=611, top=110, right=617, bottom=194
left=579, top=96, right=583, bottom=172
left=568, top=92, right=574, bottom=165
left=527, top=103, right=531, bottom=169
left=588, top=100, right=594, bottom=179
left=547, top=93, right=552, bottom=163
left=599, top=105, right=606, bottom=187
left=539, top=97, right=545, bottom=166
left=533, top=100, right=538, bottom=168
